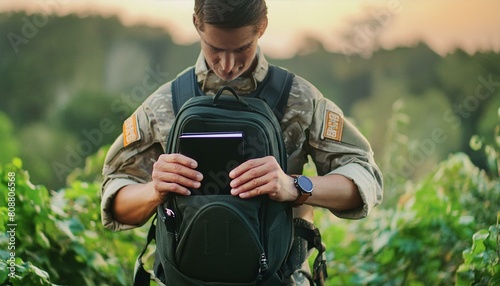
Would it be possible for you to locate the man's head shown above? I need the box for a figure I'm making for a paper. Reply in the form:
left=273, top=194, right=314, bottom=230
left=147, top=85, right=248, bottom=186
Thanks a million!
left=193, top=0, right=268, bottom=81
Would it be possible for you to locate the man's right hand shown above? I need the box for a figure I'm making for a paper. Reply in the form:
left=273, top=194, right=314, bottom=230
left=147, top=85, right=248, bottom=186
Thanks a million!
left=151, top=153, right=203, bottom=202
left=111, top=154, right=202, bottom=226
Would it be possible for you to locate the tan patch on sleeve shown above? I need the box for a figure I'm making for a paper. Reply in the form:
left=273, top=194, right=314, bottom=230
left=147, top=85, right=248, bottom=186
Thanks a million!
left=123, top=113, right=141, bottom=147
left=322, top=110, right=344, bottom=141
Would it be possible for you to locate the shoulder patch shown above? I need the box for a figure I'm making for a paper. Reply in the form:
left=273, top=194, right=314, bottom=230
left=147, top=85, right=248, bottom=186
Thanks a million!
left=123, top=113, right=141, bottom=147
left=322, top=110, right=344, bottom=141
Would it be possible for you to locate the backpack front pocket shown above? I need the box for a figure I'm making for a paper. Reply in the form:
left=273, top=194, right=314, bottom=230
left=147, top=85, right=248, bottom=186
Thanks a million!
left=174, top=195, right=265, bottom=284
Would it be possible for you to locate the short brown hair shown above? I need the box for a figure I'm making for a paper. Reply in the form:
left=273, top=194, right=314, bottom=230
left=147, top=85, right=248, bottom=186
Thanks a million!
left=194, top=0, right=268, bottom=30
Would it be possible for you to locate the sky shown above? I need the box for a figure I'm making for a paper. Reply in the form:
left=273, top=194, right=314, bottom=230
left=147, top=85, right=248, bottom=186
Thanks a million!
left=1, top=0, right=499, bottom=58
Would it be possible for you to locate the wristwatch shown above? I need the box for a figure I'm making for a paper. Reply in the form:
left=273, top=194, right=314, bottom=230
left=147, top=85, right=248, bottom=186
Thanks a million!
left=291, top=175, right=313, bottom=207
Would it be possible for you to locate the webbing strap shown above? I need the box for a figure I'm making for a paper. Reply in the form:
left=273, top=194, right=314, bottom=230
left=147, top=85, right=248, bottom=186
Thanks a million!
left=133, top=215, right=157, bottom=286
left=293, top=218, right=328, bottom=286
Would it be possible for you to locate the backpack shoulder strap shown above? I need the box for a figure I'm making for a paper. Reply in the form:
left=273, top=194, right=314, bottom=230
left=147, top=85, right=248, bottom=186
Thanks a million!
left=255, top=65, right=295, bottom=121
left=171, top=65, right=295, bottom=120
left=171, top=67, right=199, bottom=115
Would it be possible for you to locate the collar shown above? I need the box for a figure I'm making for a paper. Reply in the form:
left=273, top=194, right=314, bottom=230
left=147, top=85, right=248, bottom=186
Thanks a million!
left=194, top=47, right=270, bottom=94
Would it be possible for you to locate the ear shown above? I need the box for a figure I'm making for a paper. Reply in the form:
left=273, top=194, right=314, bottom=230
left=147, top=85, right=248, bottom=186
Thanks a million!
left=258, top=17, right=268, bottom=38
left=193, top=13, right=201, bottom=31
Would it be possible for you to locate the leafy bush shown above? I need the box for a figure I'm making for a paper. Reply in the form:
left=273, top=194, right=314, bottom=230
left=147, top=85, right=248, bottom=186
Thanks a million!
left=456, top=222, right=500, bottom=285
left=0, top=156, right=148, bottom=286
left=321, top=152, right=499, bottom=286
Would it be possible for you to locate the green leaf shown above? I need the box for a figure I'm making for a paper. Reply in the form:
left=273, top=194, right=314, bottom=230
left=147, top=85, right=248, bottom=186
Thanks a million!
left=471, top=229, right=489, bottom=255
left=0, top=260, right=8, bottom=283
left=469, top=135, right=483, bottom=151
left=11, top=158, right=23, bottom=169
left=36, top=231, right=51, bottom=249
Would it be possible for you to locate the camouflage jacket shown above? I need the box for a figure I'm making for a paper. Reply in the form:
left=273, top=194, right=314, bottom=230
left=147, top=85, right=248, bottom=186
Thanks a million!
left=101, top=49, right=383, bottom=231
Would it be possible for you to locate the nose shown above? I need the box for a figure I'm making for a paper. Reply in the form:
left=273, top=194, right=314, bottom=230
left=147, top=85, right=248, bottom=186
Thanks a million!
left=219, top=52, right=236, bottom=75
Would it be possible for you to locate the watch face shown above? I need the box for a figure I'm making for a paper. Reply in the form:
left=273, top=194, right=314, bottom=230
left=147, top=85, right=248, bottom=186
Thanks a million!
left=297, top=176, right=313, bottom=193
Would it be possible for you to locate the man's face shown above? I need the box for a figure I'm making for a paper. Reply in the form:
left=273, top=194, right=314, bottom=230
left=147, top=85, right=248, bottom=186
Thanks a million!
left=197, top=24, right=265, bottom=81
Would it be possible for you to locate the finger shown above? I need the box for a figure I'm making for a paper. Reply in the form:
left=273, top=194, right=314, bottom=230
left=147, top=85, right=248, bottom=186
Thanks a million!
left=229, top=157, right=267, bottom=179
left=153, top=170, right=202, bottom=189
left=229, top=162, right=268, bottom=190
left=230, top=156, right=281, bottom=188
left=231, top=170, right=279, bottom=196
left=155, top=154, right=202, bottom=181
left=237, top=181, right=274, bottom=199
left=152, top=154, right=202, bottom=195
left=154, top=180, right=193, bottom=197
left=160, top=153, right=198, bottom=168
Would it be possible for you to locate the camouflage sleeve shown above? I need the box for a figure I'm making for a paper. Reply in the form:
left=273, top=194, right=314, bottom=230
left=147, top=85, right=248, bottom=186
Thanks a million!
left=284, top=76, right=383, bottom=219
left=100, top=82, right=174, bottom=231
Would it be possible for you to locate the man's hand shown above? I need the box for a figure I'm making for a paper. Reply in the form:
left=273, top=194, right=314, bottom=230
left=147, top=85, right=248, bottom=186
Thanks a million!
left=229, top=156, right=297, bottom=202
left=152, top=153, right=203, bottom=202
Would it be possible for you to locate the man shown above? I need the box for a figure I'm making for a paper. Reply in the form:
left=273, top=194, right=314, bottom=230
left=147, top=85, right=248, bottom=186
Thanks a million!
left=101, top=0, right=383, bottom=285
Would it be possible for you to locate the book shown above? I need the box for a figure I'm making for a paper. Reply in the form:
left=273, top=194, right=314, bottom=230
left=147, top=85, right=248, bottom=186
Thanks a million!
left=178, top=132, right=245, bottom=195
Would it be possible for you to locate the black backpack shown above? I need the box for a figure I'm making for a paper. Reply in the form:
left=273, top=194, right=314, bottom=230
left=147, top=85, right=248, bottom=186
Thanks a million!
left=134, top=66, right=327, bottom=285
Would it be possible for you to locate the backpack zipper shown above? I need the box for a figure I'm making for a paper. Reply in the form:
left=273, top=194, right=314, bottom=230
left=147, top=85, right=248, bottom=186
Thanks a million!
left=257, top=252, right=269, bottom=281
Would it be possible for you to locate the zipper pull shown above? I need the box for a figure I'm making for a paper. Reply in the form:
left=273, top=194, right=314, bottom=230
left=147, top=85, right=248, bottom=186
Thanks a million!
left=164, top=207, right=179, bottom=243
left=164, top=207, right=176, bottom=232
left=257, top=253, right=268, bottom=280
left=165, top=208, right=175, bottom=217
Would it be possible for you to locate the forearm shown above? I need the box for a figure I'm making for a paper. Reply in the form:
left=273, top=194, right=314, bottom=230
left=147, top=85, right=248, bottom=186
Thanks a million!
left=111, top=182, right=160, bottom=226
left=304, top=174, right=362, bottom=211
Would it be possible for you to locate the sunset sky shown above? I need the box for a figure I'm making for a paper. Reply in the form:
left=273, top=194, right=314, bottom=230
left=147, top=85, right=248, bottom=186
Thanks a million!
left=1, top=0, right=499, bottom=58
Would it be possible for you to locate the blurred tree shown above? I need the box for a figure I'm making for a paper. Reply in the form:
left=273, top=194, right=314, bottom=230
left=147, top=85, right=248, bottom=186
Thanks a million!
left=0, top=112, right=19, bottom=164
left=17, top=123, right=78, bottom=189
left=436, top=50, right=499, bottom=170
left=0, top=11, right=498, bottom=190
left=53, top=89, right=122, bottom=146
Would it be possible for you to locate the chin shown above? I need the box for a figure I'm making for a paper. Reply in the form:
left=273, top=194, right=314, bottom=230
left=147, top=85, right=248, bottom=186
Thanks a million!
left=214, top=68, right=246, bottom=81
left=217, top=73, right=239, bottom=82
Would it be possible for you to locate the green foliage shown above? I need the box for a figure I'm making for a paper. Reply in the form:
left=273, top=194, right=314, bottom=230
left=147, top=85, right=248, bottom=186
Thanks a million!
left=454, top=120, right=500, bottom=285
left=456, top=220, right=500, bottom=286
left=16, top=123, right=78, bottom=189
left=320, top=152, right=499, bottom=285
left=66, top=145, right=109, bottom=185
left=321, top=120, right=500, bottom=285
left=0, top=154, right=147, bottom=286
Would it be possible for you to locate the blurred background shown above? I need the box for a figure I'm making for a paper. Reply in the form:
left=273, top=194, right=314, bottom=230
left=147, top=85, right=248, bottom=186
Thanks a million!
left=1, top=0, right=499, bottom=190
left=0, top=0, right=499, bottom=285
